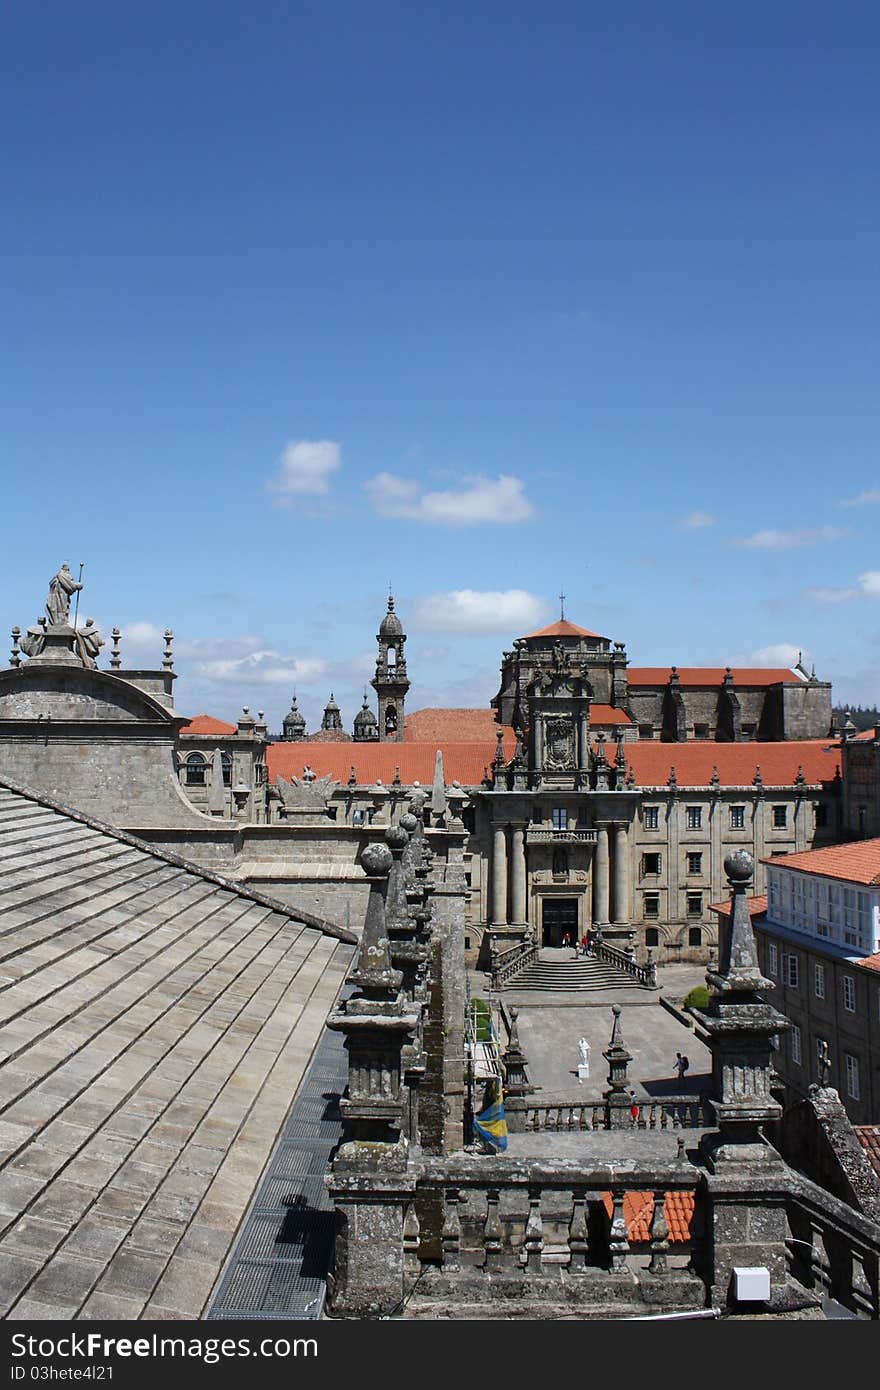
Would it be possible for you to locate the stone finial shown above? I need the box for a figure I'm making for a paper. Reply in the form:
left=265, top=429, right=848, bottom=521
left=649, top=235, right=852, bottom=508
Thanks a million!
left=10, top=627, right=21, bottom=668
left=348, top=765, right=357, bottom=786
left=668, top=765, right=677, bottom=792
left=603, top=1005, right=633, bottom=1126
left=754, top=764, right=764, bottom=792
left=110, top=626, right=121, bottom=668
left=817, top=1039, right=832, bottom=1087
left=163, top=629, right=174, bottom=669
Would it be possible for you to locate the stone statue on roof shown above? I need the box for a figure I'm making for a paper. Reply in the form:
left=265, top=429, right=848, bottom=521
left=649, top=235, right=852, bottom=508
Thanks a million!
left=46, top=563, right=83, bottom=627
left=74, top=618, right=104, bottom=668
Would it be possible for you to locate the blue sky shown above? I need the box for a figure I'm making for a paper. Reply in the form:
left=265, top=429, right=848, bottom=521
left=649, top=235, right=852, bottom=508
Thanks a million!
left=3, top=1, right=879, bottom=731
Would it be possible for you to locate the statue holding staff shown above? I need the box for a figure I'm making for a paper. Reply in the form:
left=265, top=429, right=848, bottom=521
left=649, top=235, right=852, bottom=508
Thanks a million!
left=45, top=563, right=83, bottom=626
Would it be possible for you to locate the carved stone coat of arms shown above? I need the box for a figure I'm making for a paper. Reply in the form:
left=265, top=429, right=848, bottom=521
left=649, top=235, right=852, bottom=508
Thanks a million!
left=544, top=716, right=575, bottom=771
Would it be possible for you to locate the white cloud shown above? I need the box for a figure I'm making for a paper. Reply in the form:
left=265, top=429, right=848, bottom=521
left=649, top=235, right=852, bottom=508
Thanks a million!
left=194, top=649, right=328, bottom=686
left=267, top=439, right=341, bottom=502
left=415, top=588, right=549, bottom=635
left=837, top=487, right=880, bottom=509
left=364, top=472, right=534, bottom=525
left=806, top=587, right=858, bottom=604
left=859, top=571, right=880, bottom=597
left=735, top=526, right=847, bottom=550
left=677, top=510, right=715, bottom=530
left=741, top=642, right=805, bottom=668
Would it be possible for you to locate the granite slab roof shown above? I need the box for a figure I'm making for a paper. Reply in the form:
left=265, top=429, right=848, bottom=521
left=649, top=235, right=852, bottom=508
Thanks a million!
left=0, top=776, right=355, bottom=1320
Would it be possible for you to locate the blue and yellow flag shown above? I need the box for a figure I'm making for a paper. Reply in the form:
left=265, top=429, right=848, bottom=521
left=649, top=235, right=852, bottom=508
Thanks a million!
left=473, top=1079, right=508, bottom=1151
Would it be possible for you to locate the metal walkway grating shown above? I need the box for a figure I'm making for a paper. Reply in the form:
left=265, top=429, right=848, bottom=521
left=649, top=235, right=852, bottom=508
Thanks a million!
left=206, top=1011, right=348, bottom=1320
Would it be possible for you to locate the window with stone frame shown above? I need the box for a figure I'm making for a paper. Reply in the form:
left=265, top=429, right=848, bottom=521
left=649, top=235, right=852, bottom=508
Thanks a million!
left=643, top=893, right=660, bottom=919
left=686, top=805, right=702, bottom=830
left=693, top=723, right=710, bottom=740
left=783, top=953, right=799, bottom=989
left=551, top=806, right=568, bottom=831
left=845, top=1053, right=860, bottom=1101
left=639, top=724, right=655, bottom=739
left=814, top=962, right=826, bottom=1000
left=815, top=803, right=828, bottom=828
left=688, top=925, right=702, bottom=945
left=643, top=805, right=659, bottom=830
left=686, top=852, right=702, bottom=875
left=642, top=851, right=662, bottom=876
left=843, top=974, right=856, bottom=1013
left=184, top=753, right=207, bottom=786
left=772, top=804, right=788, bottom=829
left=221, top=752, right=232, bottom=787
left=729, top=805, right=745, bottom=829
left=686, top=891, right=703, bottom=917
left=766, top=941, right=778, bottom=978
left=791, top=1024, right=802, bottom=1065
left=645, top=926, right=660, bottom=945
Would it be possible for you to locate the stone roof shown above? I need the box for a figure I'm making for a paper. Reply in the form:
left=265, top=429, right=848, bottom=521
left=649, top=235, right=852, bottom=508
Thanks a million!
left=0, top=776, right=355, bottom=1318
left=760, top=837, right=880, bottom=886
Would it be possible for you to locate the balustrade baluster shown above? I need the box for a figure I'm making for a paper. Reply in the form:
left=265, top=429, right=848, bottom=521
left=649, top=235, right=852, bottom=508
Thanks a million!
left=660, top=1106, right=668, bottom=1129
left=403, top=1201, right=421, bottom=1273
left=568, top=1187, right=588, bottom=1271
left=522, top=1187, right=544, bottom=1273
left=591, top=1105, right=601, bottom=1130
left=483, top=1188, right=504, bottom=1273
left=648, top=1190, right=669, bottom=1272
left=608, top=1189, right=630, bottom=1271
left=442, top=1188, right=461, bottom=1270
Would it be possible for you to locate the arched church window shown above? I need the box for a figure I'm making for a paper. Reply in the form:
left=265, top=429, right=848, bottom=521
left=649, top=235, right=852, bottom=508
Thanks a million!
left=221, top=753, right=232, bottom=787
left=185, top=753, right=207, bottom=786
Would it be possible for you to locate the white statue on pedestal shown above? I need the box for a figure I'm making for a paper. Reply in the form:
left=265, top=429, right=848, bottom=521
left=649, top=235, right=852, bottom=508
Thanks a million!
left=577, top=1037, right=590, bottom=1082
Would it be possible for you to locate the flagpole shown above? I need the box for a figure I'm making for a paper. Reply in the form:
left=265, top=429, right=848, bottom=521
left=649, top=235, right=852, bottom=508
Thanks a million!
left=72, top=562, right=84, bottom=631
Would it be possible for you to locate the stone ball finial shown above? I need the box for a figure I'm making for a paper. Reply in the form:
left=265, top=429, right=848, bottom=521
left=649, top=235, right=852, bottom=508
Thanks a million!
left=724, top=848, right=754, bottom=884
left=361, top=842, right=393, bottom=877
left=385, top=824, right=409, bottom=850
left=399, top=813, right=418, bottom=833
left=612, top=1004, right=621, bottom=1018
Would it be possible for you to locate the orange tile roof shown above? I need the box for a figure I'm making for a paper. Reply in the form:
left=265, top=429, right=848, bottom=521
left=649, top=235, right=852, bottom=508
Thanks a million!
left=711, top=894, right=768, bottom=918
left=855, top=1126, right=880, bottom=1179
left=591, top=705, right=632, bottom=726
left=267, top=736, right=518, bottom=787
left=523, top=619, right=607, bottom=640
left=609, top=739, right=840, bottom=788
left=858, top=952, right=880, bottom=973
left=760, top=837, right=880, bottom=886
left=851, top=728, right=878, bottom=742
left=627, top=667, right=800, bottom=687
left=179, top=714, right=238, bottom=736
left=404, top=708, right=501, bottom=742
left=601, top=1191, right=694, bottom=1244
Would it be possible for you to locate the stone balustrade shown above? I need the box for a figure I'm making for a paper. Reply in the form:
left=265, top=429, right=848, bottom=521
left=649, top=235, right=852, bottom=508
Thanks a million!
left=506, top=1096, right=710, bottom=1134
left=785, top=1174, right=880, bottom=1319
left=525, top=827, right=598, bottom=844
left=593, top=937, right=657, bottom=987
left=492, top=941, right=538, bottom=987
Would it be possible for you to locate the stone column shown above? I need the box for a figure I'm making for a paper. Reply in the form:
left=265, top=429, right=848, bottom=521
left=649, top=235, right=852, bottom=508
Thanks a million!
left=612, top=822, right=630, bottom=925
left=509, top=823, right=527, bottom=928
left=491, top=821, right=508, bottom=926
left=593, top=823, right=610, bottom=927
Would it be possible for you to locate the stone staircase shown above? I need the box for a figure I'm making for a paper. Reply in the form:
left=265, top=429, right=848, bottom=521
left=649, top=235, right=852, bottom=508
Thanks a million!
left=501, top=953, right=639, bottom=992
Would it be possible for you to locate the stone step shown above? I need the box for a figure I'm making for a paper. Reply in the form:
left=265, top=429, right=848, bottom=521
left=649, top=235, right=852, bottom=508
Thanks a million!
left=501, top=957, right=638, bottom=992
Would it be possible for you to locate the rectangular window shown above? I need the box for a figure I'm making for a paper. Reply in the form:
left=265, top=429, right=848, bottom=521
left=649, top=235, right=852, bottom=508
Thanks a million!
left=688, top=925, right=702, bottom=946
left=767, top=942, right=778, bottom=978
left=845, top=1054, right=860, bottom=1101
left=729, top=805, right=745, bottom=829
left=815, top=804, right=828, bottom=828
left=645, top=926, right=660, bottom=945
left=644, top=892, right=660, bottom=919
left=686, top=806, right=702, bottom=830
left=687, top=852, right=702, bottom=875
left=791, top=1024, right=802, bottom=1065
left=552, top=807, right=568, bottom=831
left=694, top=723, right=710, bottom=740
left=773, top=805, right=788, bottom=828
left=642, top=852, right=662, bottom=876
left=843, top=975, right=856, bottom=1013
left=813, top=962, right=825, bottom=999
left=783, top=953, right=799, bottom=989
left=686, top=891, right=703, bottom=917
left=644, top=805, right=659, bottom=830
left=639, top=724, right=655, bottom=740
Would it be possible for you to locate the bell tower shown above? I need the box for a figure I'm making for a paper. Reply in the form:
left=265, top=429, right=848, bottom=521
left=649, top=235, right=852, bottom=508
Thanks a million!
left=371, top=593, right=409, bottom=743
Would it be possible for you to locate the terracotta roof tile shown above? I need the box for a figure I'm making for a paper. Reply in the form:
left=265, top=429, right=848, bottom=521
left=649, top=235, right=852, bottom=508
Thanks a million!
left=857, top=952, right=880, bottom=973
left=179, top=714, right=238, bottom=736
left=627, top=667, right=801, bottom=687
left=760, top=838, right=880, bottom=886
left=404, top=709, right=501, bottom=742
left=607, top=739, right=840, bottom=789
left=710, top=894, right=767, bottom=918
left=601, top=1190, right=694, bottom=1244
left=267, top=736, right=518, bottom=787
left=524, top=619, right=607, bottom=640
left=854, top=1126, right=880, bottom=1179
left=852, top=728, right=878, bottom=742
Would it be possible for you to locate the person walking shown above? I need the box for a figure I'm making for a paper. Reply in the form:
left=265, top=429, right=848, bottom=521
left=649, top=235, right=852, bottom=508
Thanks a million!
left=674, top=1051, right=689, bottom=1084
